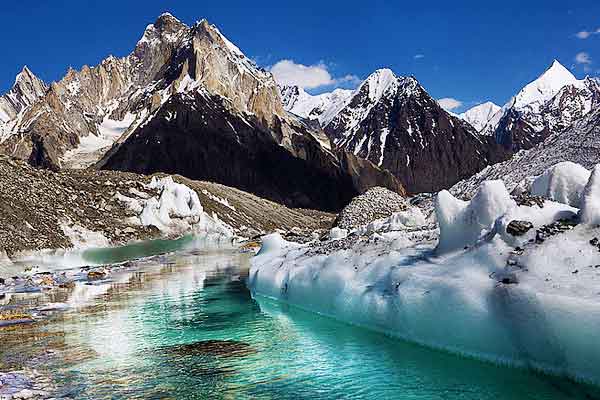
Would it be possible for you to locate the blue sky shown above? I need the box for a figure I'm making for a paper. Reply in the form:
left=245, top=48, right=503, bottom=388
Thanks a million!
left=2, top=0, right=599, bottom=112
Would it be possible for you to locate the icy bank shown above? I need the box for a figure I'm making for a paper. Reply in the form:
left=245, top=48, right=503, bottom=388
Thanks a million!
left=118, top=176, right=233, bottom=239
left=249, top=164, right=600, bottom=384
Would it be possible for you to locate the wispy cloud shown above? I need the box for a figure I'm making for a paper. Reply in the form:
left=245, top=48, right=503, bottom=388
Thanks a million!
left=437, top=98, right=463, bottom=111
left=575, top=52, right=592, bottom=72
left=575, top=28, right=600, bottom=39
left=576, top=52, right=592, bottom=64
left=413, top=54, right=425, bottom=60
left=269, top=59, right=360, bottom=89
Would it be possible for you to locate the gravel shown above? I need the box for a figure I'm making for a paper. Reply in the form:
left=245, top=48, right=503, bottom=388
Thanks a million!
left=334, top=187, right=408, bottom=230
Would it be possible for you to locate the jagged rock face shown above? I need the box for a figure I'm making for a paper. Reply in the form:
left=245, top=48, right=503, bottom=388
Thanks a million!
left=324, top=69, right=508, bottom=193
left=0, top=13, right=193, bottom=169
left=189, top=21, right=284, bottom=125
left=451, top=107, right=600, bottom=199
left=490, top=61, right=600, bottom=151
left=99, top=90, right=403, bottom=211
left=0, top=67, right=47, bottom=125
left=0, top=14, right=306, bottom=171
left=0, top=12, right=405, bottom=209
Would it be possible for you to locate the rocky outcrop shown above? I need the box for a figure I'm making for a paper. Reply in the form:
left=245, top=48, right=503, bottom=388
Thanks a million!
left=0, top=66, right=47, bottom=125
left=334, top=186, right=408, bottom=229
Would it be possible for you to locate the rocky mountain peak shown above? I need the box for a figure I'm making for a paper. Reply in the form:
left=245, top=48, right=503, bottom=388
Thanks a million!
left=154, top=12, right=183, bottom=29
left=460, top=102, right=502, bottom=132
left=0, top=66, right=47, bottom=124
left=134, top=13, right=189, bottom=61
left=360, top=68, right=399, bottom=102
left=491, top=59, right=598, bottom=151
left=183, top=18, right=284, bottom=125
left=512, top=59, right=580, bottom=112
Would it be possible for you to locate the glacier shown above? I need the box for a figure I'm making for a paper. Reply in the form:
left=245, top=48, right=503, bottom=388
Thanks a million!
left=249, top=163, right=600, bottom=385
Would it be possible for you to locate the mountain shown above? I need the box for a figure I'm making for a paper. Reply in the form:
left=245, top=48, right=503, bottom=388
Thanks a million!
left=279, top=85, right=353, bottom=126
left=0, top=13, right=192, bottom=169
left=92, top=15, right=404, bottom=210
left=321, top=69, right=508, bottom=193
left=451, top=106, right=600, bottom=199
left=486, top=60, right=600, bottom=150
left=459, top=101, right=501, bottom=132
left=0, top=14, right=404, bottom=211
left=0, top=66, right=47, bottom=132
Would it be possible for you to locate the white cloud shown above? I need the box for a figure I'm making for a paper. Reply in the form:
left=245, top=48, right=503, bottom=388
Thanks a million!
left=575, top=28, right=600, bottom=39
left=437, top=97, right=463, bottom=111
left=575, top=52, right=592, bottom=64
left=414, top=54, right=425, bottom=59
left=576, top=31, right=593, bottom=39
left=269, top=59, right=360, bottom=89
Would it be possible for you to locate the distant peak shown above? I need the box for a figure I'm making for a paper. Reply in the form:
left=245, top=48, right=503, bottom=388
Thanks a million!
left=543, top=59, right=575, bottom=80
left=368, top=68, right=397, bottom=80
left=14, top=65, right=40, bottom=86
left=512, top=59, right=581, bottom=110
left=154, top=12, right=182, bottom=26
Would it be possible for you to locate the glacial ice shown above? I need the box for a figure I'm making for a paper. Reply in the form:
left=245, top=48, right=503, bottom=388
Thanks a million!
left=123, top=176, right=233, bottom=238
left=531, top=161, right=591, bottom=207
left=436, top=180, right=513, bottom=253
left=249, top=164, right=600, bottom=384
left=580, top=165, right=600, bottom=225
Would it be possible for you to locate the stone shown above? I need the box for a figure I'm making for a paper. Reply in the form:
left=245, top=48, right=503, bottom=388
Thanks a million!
left=13, top=389, right=33, bottom=399
left=506, top=220, right=534, bottom=236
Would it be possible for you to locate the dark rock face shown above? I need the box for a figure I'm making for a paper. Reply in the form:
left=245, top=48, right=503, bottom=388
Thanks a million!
left=100, top=91, right=403, bottom=211
left=326, top=74, right=509, bottom=194
left=506, top=220, right=534, bottom=236
left=494, top=108, right=549, bottom=151
left=493, top=78, right=600, bottom=152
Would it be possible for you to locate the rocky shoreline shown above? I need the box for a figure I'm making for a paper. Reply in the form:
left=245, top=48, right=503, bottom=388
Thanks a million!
left=0, top=369, right=58, bottom=400
left=0, top=155, right=334, bottom=261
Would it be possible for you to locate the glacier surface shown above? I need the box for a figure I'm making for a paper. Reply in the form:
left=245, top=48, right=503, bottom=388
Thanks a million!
left=249, top=163, right=600, bottom=384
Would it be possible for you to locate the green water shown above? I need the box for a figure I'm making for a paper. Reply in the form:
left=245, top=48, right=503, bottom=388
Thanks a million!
left=1, top=245, right=599, bottom=399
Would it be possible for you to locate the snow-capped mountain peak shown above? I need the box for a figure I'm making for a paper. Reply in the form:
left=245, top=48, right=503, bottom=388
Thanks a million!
left=0, top=66, right=47, bottom=124
left=459, top=101, right=502, bottom=132
left=279, top=85, right=354, bottom=126
left=512, top=60, right=581, bottom=112
left=490, top=59, right=600, bottom=150
left=360, top=68, right=399, bottom=102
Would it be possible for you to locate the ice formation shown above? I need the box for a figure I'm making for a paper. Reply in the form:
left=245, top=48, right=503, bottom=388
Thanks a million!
left=250, top=162, right=600, bottom=384
left=579, top=164, right=600, bottom=225
left=120, top=176, right=233, bottom=238
left=436, top=180, right=514, bottom=252
left=530, top=161, right=591, bottom=207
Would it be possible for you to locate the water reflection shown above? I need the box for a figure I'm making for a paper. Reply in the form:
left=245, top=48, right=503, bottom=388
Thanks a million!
left=0, top=247, right=599, bottom=399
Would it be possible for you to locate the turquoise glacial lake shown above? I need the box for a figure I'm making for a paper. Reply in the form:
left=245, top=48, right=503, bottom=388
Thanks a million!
left=0, top=241, right=598, bottom=399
